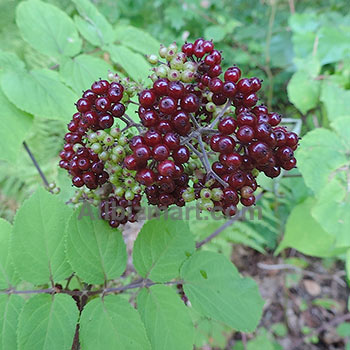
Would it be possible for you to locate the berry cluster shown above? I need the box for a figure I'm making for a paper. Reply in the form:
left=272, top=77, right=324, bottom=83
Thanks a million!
left=59, top=38, right=299, bottom=227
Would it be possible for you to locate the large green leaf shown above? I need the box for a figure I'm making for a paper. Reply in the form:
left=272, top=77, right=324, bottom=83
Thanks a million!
left=0, top=294, right=25, bottom=350
left=106, top=44, right=151, bottom=82
left=180, top=251, right=264, bottom=332
left=296, top=128, right=347, bottom=194
left=287, top=71, right=320, bottom=114
left=137, top=285, right=194, bottom=350
left=11, top=188, right=73, bottom=285
left=80, top=295, right=151, bottom=350
left=276, top=198, right=340, bottom=257
left=0, top=219, right=20, bottom=289
left=17, top=294, right=79, bottom=350
left=312, top=179, right=350, bottom=248
left=0, top=89, right=33, bottom=163
left=0, top=50, right=25, bottom=72
left=320, top=81, right=350, bottom=122
left=60, top=54, right=113, bottom=94
left=115, top=25, right=160, bottom=55
left=16, top=0, right=82, bottom=58
left=72, top=0, right=115, bottom=47
left=133, top=217, right=195, bottom=282
left=1, top=68, right=78, bottom=121
left=65, top=208, right=127, bottom=284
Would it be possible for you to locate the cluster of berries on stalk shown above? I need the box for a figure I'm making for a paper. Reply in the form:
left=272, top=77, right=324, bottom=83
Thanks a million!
left=59, top=38, right=299, bottom=227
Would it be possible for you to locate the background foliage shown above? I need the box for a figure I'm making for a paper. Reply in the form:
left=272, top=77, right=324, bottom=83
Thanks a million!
left=0, top=0, right=349, bottom=349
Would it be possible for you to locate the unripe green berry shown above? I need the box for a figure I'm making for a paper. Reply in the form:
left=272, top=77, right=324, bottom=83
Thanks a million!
left=113, top=145, right=125, bottom=157
left=104, top=135, right=114, bottom=146
left=212, top=188, right=224, bottom=201
left=181, top=70, right=194, bottom=83
left=182, top=190, right=195, bottom=202
left=188, top=161, right=197, bottom=170
left=118, top=136, right=128, bottom=146
left=168, top=42, right=178, bottom=52
left=48, top=182, right=56, bottom=190
left=150, top=73, right=158, bottom=82
left=252, top=169, right=259, bottom=177
left=147, top=54, right=158, bottom=64
left=110, top=127, right=121, bottom=138
left=155, top=65, right=169, bottom=78
left=115, top=186, right=125, bottom=197
left=91, top=143, right=102, bottom=153
left=168, top=69, right=181, bottom=81
left=206, top=92, right=213, bottom=102
left=159, top=44, right=167, bottom=58
left=170, top=58, right=184, bottom=70
left=132, top=184, right=142, bottom=194
left=124, top=190, right=135, bottom=201
left=125, top=177, right=134, bottom=187
left=184, top=61, right=196, bottom=72
left=99, top=151, right=109, bottom=161
left=73, top=143, right=83, bottom=152
left=110, top=154, right=119, bottom=163
left=88, top=132, right=98, bottom=143
left=201, top=198, right=214, bottom=211
left=206, top=102, right=216, bottom=113
left=200, top=188, right=212, bottom=199
left=96, top=130, right=107, bottom=141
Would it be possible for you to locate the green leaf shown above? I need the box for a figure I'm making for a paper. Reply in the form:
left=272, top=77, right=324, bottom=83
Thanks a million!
left=18, top=294, right=79, bottom=350
left=106, top=44, right=151, bottom=82
left=11, top=188, right=73, bottom=285
left=312, top=179, right=350, bottom=248
left=296, top=128, right=347, bottom=194
left=0, top=50, right=25, bottom=73
left=276, top=198, right=338, bottom=257
left=320, top=81, right=350, bottom=122
left=80, top=295, right=151, bottom=350
left=137, top=285, right=194, bottom=350
left=1, top=68, right=78, bottom=121
left=0, top=219, right=20, bottom=289
left=16, top=0, right=82, bottom=58
left=331, top=116, right=350, bottom=150
left=180, top=251, right=264, bottom=332
left=115, top=25, right=160, bottom=55
left=346, top=249, right=350, bottom=284
left=0, top=89, right=33, bottom=163
left=337, top=321, right=350, bottom=338
left=133, top=217, right=195, bottom=282
left=204, top=25, right=227, bottom=42
left=287, top=71, right=320, bottom=114
left=60, top=54, right=113, bottom=94
left=72, top=0, right=115, bottom=47
left=65, top=207, right=127, bottom=284
left=0, top=294, right=25, bottom=350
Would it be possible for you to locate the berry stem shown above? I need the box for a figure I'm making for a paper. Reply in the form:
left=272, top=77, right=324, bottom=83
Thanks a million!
left=119, top=114, right=144, bottom=133
left=208, top=100, right=232, bottom=129
left=196, top=135, right=228, bottom=187
left=23, top=141, right=51, bottom=190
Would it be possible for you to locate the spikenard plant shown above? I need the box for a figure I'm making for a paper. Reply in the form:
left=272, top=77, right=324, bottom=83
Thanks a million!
left=0, top=1, right=303, bottom=349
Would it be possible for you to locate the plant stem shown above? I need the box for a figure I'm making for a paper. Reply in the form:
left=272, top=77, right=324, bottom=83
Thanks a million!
left=23, top=141, right=50, bottom=189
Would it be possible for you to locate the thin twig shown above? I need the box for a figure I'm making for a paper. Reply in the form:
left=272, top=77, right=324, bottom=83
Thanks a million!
left=23, top=141, right=50, bottom=188
left=196, top=192, right=264, bottom=248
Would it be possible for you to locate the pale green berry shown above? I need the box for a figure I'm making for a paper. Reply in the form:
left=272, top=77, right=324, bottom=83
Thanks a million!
left=212, top=188, right=224, bottom=201
left=124, top=190, right=135, bottom=201
left=71, top=196, right=79, bottom=204
left=182, top=190, right=195, bottom=202
left=159, top=44, right=167, bottom=58
left=147, top=54, right=158, bottom=64
left=155, top=65, right=169, bottom=78
left=168, top=69, right=181, bottom=81
left=132, top=185, right=142, bottom=194
left=170, top=58, right=184, bottom=70
left=99, top=151, right=109, bottom=161
left=176, top=52, right=186, bottom=62
left=96, top=130, right=107, bottom=141
left=184, top=61, right=196, bottom=72
left=118, top=136, right=128, bottom=146
left=88, top=132, right=98, bottom=143
left=115, top=186, right=125, bottom=197
left=125, top=177, right=134, bottom=187
left=200, top=188, right=212, bottom=199
left=202, top=199, right=214, bottom=211
left=205, top=178, right=216, bottom=187
left=104, top=135, right=114, bottom=146
left=121, top=93, right=130, bottom=103
left=91, top=143, right=102, bottom=153
left=252, top=169, right=259, bottom=177
left=206, top=102, right=216, bottom=113
left=168, top=42, right=178, bottom=52
left=181, top=70, right=194, bottom=83
left=108, top=71, right=115, bottom=81
left=150, top=73, right=158, bottom=82
left=112, top=164, right=123, bottom=174
left=48, top=182, right=56, bottom=190
left=206, top=92, right=213, bottom=102
left=72, top=143, right=83, bottom=152
left=110, top=127, right=121, bottom=138
left=188, top=161, right=197, bottom=170
left=113, top=145, right=125, bottom=157
left=110, top=154, right=119, bottom=163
